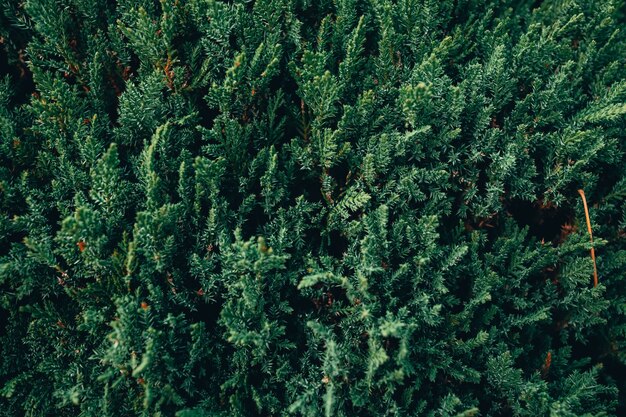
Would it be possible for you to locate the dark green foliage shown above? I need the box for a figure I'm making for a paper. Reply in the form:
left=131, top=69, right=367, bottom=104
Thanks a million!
left=1, top=0, right=626, bottom=415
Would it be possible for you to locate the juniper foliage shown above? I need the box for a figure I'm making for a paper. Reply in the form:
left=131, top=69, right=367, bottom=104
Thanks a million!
left=1, top=0, right=626, bottom=416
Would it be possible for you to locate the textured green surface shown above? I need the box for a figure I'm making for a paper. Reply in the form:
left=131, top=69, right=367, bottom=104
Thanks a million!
left=1, top=0, right=626, bottom=415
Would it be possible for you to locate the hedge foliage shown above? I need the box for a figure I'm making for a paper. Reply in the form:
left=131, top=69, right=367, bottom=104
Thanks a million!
left=1, top=0, right=626, bottom=415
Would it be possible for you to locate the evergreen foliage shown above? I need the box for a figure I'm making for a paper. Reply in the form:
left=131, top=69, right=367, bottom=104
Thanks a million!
left=1, top=0, right=626, bottom=415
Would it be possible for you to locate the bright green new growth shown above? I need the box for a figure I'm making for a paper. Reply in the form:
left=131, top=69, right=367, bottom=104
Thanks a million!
left=1, top=0, right=626, bottom=416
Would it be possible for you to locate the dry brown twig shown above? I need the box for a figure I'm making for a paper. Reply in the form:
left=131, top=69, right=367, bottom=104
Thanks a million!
left=577, top=189, right=598, bottom=287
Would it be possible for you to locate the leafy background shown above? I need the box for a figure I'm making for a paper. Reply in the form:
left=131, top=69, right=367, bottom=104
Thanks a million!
left=1, top=0, right=626, bottom=416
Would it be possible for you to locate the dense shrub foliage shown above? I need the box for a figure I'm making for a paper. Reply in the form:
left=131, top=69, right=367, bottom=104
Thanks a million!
left=1, top=0, right=626, bottom=415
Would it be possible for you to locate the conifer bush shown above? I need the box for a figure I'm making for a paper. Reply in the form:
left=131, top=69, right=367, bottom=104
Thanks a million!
left=2, top=0, right=626, bottom=415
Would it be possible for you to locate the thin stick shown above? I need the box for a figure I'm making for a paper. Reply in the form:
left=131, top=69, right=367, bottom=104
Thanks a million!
left=577, top=189, right=598, bottom=287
